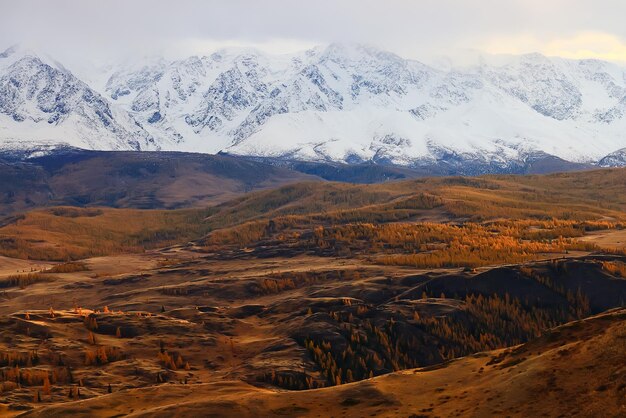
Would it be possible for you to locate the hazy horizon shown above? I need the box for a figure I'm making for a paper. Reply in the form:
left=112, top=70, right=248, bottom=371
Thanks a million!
left=3, top=0, right=626, bottom=66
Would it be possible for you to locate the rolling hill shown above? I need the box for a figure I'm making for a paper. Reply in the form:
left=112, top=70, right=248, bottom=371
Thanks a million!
left=0, top=149, right=319, bottom=216
left=0, top=167, right=625, bottom=417
left=15, top=308, right=625, bottom=417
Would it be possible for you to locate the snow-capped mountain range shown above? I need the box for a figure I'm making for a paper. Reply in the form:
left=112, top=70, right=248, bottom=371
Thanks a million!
left=2, top=43, right=626, bottom=168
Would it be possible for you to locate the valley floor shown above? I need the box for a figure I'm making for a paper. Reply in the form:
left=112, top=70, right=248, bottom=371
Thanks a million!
left=2, top=169, right=626, bottom=417
left=8, top=308, right=626, bottom=418
left=0, top=245, right=625, bottom=417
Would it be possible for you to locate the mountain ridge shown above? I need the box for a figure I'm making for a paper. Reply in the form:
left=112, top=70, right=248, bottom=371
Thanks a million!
left=3, top=43, right=626, bottom=171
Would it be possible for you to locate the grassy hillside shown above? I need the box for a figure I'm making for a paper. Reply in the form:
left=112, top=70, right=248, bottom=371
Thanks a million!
left=12, top=306, right=626, bottom=418
left=203, top=168, right=626, bottom=232
left=3, top=167, right=626, bottom=261
left=0, top=207, right=212, bottom=260
left=1, top=168, right=625, bottom=416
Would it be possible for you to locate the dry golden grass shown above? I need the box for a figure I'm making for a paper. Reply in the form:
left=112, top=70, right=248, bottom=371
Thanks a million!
left=42, top=262, right=89, bottom=273
left=203, top=168, right=626, bottom=231
left=0, top=241, right=622, bottom=416
left=0, top=273, right=54, bottom=289
left=1, top=169, right=625, bottom=417
left=579, top=228, right=626, bottom=250
left=15, top=309, right=626, bottom=418
left=0, top=207, right=212, bottom=260
left=3, top=168, right=626, bottom=262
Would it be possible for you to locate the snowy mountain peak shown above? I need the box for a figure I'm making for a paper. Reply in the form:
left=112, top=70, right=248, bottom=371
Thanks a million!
left=0, top=44, right=71, bottom=74
left=0, top=47, right=157, bottom=151
left=2, top=43, right=626, bottom=169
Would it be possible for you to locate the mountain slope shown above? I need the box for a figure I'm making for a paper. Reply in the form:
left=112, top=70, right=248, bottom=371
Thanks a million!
left=3, top=44, right=626, bottom=169
left=16, top=308, right=626, bottom=417
left=98, top=44, right=626, bottom=167
left=0, top=46, right=157, bottom=151
left=0, top=149, right=319, bottom=216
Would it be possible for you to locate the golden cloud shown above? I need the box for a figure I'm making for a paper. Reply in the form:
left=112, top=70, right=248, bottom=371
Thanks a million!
left=480, top=31, right=626, bottom=62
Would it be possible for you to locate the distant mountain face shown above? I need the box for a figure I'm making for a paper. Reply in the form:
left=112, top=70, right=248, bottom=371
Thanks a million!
left=0, top=148, right=320, bottom=216
left=0, top=46, right=157, bottom=151
left=2, top=43, right=626, bottom=170
left=599, top=147, right=626, bottom=167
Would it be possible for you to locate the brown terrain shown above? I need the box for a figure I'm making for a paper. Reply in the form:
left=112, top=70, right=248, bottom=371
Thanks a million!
left=0, top=164, right=625, bottom=417
left=13, top=308, right=625, bottom=418
left=0, top=150, right=320, bottom=216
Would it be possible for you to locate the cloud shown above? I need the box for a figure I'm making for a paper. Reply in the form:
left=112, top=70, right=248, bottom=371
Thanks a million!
left=171, top=38, right=319, bottom=57
left=2, top=0, right=626, bottom=64
left=544, top=32, right=626, bottom=62
left=479, top=31, right=626, bottom=62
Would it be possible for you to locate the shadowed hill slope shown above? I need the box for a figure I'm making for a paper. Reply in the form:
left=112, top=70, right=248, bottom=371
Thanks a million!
left=0, top=150, right=320, bottom=216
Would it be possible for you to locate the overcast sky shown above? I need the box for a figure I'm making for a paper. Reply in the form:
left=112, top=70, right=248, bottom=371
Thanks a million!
left=3, top=0, right=626, bottom=64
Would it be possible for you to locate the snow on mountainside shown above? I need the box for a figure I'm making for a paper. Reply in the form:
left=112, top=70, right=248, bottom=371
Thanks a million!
left=0, top=46, right=157, bottom=152
left=2, top=43, right=626, bottom=168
